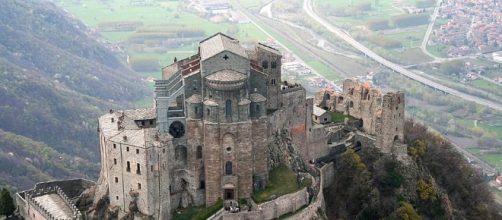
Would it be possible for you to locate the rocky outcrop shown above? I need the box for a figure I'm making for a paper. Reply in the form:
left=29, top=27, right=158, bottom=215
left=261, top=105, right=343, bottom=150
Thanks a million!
left=267, top=129, right=307, bottom=173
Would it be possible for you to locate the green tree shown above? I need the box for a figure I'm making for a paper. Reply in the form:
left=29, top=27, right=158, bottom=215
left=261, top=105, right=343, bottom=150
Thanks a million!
left=0, top=188, right=15, bottom=217
left=416, top=180, right=436, bottom=202
left=388, top=202, right=422, bottom=220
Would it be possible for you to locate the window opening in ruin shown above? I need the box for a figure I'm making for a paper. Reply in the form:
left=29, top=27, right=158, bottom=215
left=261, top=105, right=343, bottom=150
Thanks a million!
left=256, top=104, right=260, bottom=114
left=394, top=135, right=399, bottom=142
left=350, top=101, right=354, bottom=108
left=271, top=78, right=276, bottom=85
left=151, top=165, right=153, bottom=172
left=113, top=144, right=116, bottom=149
left=111, top=118, right=114, bottom=123
left=225, top=100, right=232, bottom=117
left=226, top=147, right=232, bottom=152
left=200, top=181, right=205, bottom=189
left=136, top=163, right=141, bottom=174
left=116, top=196, right=119, bottom=200
left=114, top=158, right=117, bottom=165
left=262, top=60, right=269, bottom=69
left=126, top=161, right=131, bottom=172
left=196, top=145, right=203, bottom=159
left=225, top=161, right=233, bottom=175
left=138, top=183, right=142, bottom=190
left=195, top=106, right=199, bottom=115
left=136, top=149, right=140, bottom=154
left=141, top=121, right=145, bottom=126
left=223, top=54, right=229, bottom=60
left=271, top=61, right=277, bottom=69
left=175, top=145, right=188, bottom=163
left=207, top=108, right=210, bottom=116
left=115, top=177, right=118, bottom=183
left=126, top=147, right=130, bottom=152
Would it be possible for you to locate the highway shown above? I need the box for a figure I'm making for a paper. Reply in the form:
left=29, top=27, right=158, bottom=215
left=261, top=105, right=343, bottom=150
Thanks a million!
left=303, top=0, right=502, bottom=112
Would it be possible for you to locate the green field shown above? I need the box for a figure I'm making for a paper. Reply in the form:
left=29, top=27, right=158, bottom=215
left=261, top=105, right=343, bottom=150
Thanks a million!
left=467, top=148, right=502, bottom=171
left=307, top=61, right=342, bottom=81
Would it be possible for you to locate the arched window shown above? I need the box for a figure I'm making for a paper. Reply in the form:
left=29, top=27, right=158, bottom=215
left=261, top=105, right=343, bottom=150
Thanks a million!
left=225, top=100, right=232, bottom=117
left=225, top=161, right=233, bottom=175
left=350, top=101, right=354, bottom=108
left=175, top=145, right=187, bottom=163
left=196, top=145, right=203, bottom=159
left=271, top=61, right=277, bottom=69
left=262, top=60, right=269, bottom=69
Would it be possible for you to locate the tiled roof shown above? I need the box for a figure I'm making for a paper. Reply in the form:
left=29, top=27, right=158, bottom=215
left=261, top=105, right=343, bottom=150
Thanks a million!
left=249, top=93, right=267, bottom=102
left=123, top=108, right=156, bottom=121
left=206, top=69, right=247, bottom=82
left=313, top=106, right=327, bottom=117
left=186, top=94, right=203, bottom=103
left=200, top=33, right=248, bottom=61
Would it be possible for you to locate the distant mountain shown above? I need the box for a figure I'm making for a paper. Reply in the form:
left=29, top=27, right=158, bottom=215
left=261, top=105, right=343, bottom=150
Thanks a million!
left=0, top=0, right=149, bottom=191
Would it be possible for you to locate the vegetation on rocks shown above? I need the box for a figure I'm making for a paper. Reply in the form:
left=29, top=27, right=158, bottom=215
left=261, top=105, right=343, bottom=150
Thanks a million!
left=324, top=120, right=501, bottom=219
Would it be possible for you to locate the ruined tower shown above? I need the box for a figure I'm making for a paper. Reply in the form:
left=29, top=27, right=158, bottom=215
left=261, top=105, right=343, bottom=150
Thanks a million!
left=376, top=92, right=405, bottom=156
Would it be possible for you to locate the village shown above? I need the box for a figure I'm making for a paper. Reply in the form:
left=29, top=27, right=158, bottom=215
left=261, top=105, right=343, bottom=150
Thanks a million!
left=432, top=0, right=502, bottom=57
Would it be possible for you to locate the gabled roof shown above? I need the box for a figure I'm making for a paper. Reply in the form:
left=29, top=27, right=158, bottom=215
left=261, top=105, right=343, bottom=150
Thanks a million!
left=313, top=106, right=328, bottom=117
left=200, top=33, right=248, bottom=61
left=123, top=108, right=156, bottom=121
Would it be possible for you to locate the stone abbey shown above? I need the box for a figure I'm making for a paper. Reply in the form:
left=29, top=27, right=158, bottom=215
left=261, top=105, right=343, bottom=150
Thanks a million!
left=16, top=33, right=407, bottom=220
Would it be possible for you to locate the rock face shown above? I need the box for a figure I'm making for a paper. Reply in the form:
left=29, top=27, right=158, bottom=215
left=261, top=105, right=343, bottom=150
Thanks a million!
left=267, top=130, right=307, bottom=173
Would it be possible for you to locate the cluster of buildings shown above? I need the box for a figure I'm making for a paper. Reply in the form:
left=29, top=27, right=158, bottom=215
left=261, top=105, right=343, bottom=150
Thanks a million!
left=186, top=0, right=249, bottom=24
left=16, top=33, right=408, bottom=220
left=432, top=0, right=502, bottom=56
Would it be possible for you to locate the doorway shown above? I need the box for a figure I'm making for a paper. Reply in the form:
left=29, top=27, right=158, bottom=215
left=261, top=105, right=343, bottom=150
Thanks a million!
left=224, top=189, right=234, bottom=200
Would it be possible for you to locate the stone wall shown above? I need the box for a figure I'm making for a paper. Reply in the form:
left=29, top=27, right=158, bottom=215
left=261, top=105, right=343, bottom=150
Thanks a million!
left=17, top=185, right=83, bottom=220
left=306, top=125, right=329, bottom=161
left=268, top=87, right=311, bottom=161
left=286, top=164, right=330, bottom=220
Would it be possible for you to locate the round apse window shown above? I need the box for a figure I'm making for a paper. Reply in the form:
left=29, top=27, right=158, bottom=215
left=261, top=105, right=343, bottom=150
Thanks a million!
left=168, top=121, right=185, bottom=138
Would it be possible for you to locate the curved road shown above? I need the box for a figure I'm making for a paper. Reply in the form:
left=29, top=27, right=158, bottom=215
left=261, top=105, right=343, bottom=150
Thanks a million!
left=420, top=0, right=446, bottom=61
left=304, top=0, right=502, bottom=111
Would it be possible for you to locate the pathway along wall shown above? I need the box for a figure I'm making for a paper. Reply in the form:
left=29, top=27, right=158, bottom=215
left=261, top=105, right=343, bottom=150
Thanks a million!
left=214, top=163, right=332, bottom=220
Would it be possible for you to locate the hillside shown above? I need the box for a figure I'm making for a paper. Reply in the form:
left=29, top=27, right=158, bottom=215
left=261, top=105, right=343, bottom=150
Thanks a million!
left=324, top=120, right=501, bottom=219
left=0, top=0, right=149, bottom=191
